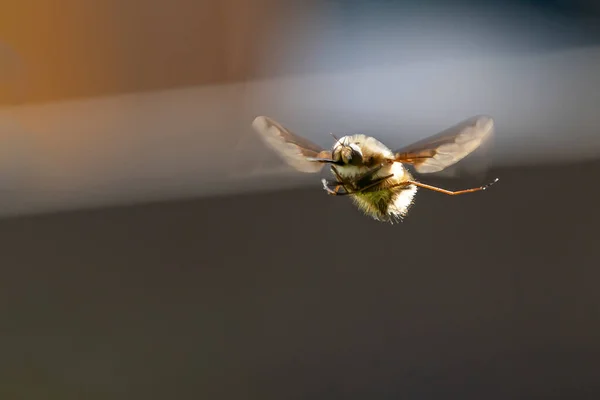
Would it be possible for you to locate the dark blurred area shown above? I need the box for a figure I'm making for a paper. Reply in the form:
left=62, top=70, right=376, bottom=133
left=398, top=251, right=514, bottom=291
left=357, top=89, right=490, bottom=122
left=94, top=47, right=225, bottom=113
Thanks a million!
left=1, top=0, right=600, bottom=398
left=1, top=160, right=600, bottom=399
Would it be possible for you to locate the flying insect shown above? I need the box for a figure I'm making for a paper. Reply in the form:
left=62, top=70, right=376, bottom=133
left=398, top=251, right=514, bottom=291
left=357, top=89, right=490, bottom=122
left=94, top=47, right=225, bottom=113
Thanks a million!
left=251, top=115, right=498, bottom=223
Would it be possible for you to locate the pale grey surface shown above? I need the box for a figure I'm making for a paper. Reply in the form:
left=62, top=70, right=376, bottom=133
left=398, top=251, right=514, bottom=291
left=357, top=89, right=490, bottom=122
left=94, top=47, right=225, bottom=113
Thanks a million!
left=1, top=0, right=600, bottom=218
left=1, top=45, right=600, bottom=217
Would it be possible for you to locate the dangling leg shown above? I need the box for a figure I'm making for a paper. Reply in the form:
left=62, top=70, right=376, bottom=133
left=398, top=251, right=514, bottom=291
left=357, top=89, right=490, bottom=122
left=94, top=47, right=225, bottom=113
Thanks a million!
left=323, top=164, right=384, bottom=195
left=390, top=178, right=499, bottom=195
left=322, top=179, right=352, bottom=196
left=322, top=165, right=352, bottom=196
left=330, top=166, right=353, bottom=193
left=355, top=174, right=394, bottom=192
left=323, top=163, right=396, bottom=196
left=322, top=173, right=394, bottom=196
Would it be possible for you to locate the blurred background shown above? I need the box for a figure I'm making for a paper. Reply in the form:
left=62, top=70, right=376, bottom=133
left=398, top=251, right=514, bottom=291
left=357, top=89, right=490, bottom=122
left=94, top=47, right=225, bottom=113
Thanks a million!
left=1, top=0, right=600, bottom=398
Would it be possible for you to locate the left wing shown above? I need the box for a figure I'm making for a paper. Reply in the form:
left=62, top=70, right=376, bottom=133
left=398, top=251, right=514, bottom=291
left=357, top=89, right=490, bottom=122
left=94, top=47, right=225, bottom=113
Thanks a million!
left=252, top=116, right=333, bottom=173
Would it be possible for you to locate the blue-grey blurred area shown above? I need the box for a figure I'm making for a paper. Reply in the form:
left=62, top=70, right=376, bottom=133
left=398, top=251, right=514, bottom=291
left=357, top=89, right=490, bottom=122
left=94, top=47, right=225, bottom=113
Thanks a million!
left=0, top=0, right=600, bottom=216
left=259, top=0, right=600, bottom=74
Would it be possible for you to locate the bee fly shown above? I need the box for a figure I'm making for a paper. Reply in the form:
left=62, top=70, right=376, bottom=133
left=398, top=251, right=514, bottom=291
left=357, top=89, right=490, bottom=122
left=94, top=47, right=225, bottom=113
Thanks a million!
left=251, top=115, right=498, bottom=223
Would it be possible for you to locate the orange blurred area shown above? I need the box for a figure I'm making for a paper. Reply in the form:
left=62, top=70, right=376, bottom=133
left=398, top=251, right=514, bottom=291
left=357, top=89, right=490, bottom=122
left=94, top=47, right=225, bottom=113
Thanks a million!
left=0, top=0, right=308, bottom=105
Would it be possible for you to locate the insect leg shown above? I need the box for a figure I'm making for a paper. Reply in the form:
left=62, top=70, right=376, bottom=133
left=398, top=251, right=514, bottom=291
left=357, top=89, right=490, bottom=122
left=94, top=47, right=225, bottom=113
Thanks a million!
left=330, top=166, right=352, bottom=188
left=324, top=164, right=394, bottom=196
left=322, top=174, right=393, bottom=195
left=321, top=179, right=352, bottom=196
left=328, top=166, right=355, bottom=195
left=356, top=174, right=394, bottom=193
left=327, top=174, right=394, bottom=195
left=354, top=164, right=385, bottom=183
left=332, top=163, right=385, bottom=187
left=401, top=178, right=499, bottom=195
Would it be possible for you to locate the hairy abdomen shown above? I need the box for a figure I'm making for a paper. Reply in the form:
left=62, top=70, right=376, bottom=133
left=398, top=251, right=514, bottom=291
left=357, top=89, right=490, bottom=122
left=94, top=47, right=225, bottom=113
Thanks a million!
left=348, top=163, right=418, bottom=222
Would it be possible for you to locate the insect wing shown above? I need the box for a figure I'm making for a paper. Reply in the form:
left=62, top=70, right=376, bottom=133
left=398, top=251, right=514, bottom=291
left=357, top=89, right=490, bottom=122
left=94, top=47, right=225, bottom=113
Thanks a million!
left=252, top=116, right=332, bottom=173
left=393, top=115, right=495, bottom=174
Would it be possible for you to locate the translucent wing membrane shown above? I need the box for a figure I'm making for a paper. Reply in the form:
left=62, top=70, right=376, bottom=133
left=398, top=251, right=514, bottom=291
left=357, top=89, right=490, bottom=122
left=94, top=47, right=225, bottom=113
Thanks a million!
left=252, top=116, right=332, bottom=173
left=393, top=115, right=495, bottom=174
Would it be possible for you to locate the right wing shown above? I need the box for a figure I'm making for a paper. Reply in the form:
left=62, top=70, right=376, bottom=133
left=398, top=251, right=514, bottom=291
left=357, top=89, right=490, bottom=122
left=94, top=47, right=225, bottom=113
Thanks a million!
left=252, top=116, right=333, bottom=173
left=393, top=115, right=495, bottom=174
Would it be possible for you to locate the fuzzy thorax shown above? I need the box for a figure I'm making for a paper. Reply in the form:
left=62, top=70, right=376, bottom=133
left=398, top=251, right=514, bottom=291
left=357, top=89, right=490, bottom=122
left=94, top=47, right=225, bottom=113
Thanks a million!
left=331, top=134, right=418, bottom=222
